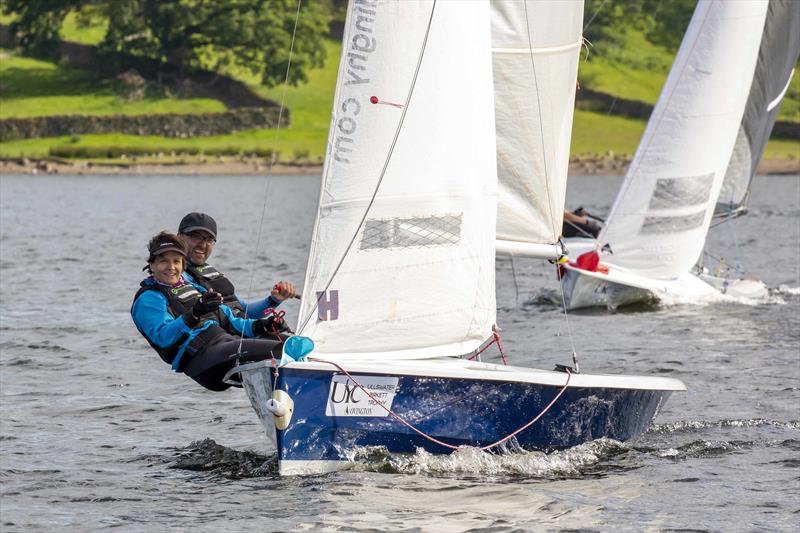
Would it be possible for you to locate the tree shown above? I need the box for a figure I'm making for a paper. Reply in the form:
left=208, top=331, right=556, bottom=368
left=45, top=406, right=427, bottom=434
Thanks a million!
left=101, top=0, right=329, bottom=87
left=2, top=0, right=330, bottom=88
left=2, top=0, right=84, bottom=52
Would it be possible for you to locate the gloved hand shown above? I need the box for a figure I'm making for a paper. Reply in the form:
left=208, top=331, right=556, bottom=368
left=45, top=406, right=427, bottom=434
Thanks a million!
left=573, top=206, right=588, bottom=217
left=192, top=290, right=223, bottom=318
left=253, top=314, right=290, bottom=337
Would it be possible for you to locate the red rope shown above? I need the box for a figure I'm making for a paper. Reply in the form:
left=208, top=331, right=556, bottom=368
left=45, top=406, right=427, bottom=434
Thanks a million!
left=468, top=331, right=508, bottom=365
left=307, top=356, right=572, bottom=452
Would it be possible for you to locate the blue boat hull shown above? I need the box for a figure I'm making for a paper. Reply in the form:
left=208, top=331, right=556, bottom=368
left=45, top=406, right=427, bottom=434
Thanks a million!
left=266, top=366, right=672, bottom=467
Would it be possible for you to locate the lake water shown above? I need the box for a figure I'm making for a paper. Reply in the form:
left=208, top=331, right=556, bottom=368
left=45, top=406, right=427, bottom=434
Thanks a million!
left=1, top=173, right=798, bottom=531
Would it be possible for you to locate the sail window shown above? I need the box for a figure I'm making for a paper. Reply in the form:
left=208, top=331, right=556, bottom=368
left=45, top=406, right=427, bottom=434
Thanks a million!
left=649, top=173, right=715, bottom=209
left=359, top=214, right=463, bottom=250
left=640, top=210, right=706, bottom=234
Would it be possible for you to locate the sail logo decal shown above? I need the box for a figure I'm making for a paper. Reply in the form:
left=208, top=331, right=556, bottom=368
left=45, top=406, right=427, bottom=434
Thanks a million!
left=334, top=0, right=377, bottom=164
left=325, top=374, right=399, bottom=417
left=316, top=290, right=339, bottom=321
left=359, top=214, right=462, bottom=250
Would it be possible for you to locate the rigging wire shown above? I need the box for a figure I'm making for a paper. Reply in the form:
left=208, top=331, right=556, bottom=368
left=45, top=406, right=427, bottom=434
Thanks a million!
left=236, top=0, right=304, bottom=356
left=296, top=1, right=439, bottom=334
left=522, top=1, right=580, bottom=370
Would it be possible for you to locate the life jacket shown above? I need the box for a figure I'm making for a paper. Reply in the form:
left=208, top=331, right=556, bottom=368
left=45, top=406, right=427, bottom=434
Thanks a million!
left=132, top=280, right=230, bottom=369
left=185, top=263, right=245, bottom=317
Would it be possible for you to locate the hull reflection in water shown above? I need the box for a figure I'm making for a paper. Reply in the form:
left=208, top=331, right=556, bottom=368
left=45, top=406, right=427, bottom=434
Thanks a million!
left=238, top=358, right=684, bottom=475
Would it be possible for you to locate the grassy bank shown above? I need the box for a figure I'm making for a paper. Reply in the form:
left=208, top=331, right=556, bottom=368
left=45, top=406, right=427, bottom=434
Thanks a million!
left=0, top=26, right=797, bottom=163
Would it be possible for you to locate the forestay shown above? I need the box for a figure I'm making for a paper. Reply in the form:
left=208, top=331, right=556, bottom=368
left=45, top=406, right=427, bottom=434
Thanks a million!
left=717, top=0, right=800, bottom=216
left=492, top=0, right=583, bottom=258
left=297, top=0, right=498, bottom=359
left=597, top=0, right=768, bottom=279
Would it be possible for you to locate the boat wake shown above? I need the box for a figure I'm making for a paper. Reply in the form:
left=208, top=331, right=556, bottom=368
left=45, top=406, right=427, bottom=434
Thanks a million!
left=158, top=419, right=799, bottom=480
left=648, top=418, right=800, bottom=434
left=774, top=284, right=800, bottom=297
left=165, top=438, right=276, bottom=479
left=348, top=438, right=630, bottom=478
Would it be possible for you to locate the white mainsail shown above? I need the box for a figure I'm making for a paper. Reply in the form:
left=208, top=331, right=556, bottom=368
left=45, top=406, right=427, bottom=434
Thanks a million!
left=297, top=0, right=498, bottom=359
left=492, top=0, right=584, bottom=258
left=597, top=0, right=769, bottom=279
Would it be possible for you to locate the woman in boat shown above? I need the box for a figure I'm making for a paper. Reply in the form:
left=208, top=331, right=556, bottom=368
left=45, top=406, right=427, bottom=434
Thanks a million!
left=131, top=231, right=289, bottom=391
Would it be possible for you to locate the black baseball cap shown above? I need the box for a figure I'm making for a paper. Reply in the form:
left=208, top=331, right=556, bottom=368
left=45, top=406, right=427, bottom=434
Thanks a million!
left=178, top=212, right=217, bottom=239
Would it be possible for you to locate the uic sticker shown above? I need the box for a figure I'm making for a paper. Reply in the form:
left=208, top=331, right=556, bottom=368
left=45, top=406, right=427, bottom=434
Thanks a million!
left=325, top=374, right=399, bottom=417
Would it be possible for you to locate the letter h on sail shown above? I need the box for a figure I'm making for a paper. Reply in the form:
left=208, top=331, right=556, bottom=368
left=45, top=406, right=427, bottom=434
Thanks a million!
left=316, top=290, right=340, bottom=321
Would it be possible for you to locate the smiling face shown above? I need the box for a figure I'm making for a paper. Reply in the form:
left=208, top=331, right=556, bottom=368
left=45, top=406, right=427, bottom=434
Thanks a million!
left=183, top=230, right=216, bottom=266
left=150, top=251, right=185, bottom=285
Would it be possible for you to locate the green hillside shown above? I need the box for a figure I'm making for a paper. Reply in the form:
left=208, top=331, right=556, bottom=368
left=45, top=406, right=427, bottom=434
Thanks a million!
left=0, top=13, right=797, bottom=163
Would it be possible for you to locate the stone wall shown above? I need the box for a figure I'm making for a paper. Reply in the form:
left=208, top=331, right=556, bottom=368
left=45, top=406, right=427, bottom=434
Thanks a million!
left=0, top=108, right=287, bottom=141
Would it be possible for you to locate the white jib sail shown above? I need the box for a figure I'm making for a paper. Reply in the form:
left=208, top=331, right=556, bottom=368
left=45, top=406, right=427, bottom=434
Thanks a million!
left=297, top=0, right=498, bottom=360
left=597, top=0, right=768, bottom=279
left=492, top=0, right=584, bottom=258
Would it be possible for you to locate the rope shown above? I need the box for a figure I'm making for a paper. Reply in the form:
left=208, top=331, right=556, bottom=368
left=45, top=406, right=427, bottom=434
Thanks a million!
left=296, top=1, right=438, bottom=334
left=235, top=0, right=304, bottom=358
left=467, top=331, right=507, bottom=365
left=308, top=357, right=572, bottom=452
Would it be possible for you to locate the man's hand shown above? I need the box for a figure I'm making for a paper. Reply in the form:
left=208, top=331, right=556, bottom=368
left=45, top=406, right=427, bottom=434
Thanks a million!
left=271, top=281, right=298, bottom=301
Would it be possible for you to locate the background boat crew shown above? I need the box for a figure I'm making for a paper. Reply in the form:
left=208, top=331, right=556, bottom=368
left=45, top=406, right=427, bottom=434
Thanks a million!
left=131, top=232, right=289, bottom=392
left=178, top=212, right=297, bottom=318
left=562, top=207, right=602, bottom=238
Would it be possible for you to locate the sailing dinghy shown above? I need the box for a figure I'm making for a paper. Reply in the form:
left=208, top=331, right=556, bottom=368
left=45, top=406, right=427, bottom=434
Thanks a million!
left=235, top=0, right=684, bottom=476
left=561, top=0, right=787, bottom=310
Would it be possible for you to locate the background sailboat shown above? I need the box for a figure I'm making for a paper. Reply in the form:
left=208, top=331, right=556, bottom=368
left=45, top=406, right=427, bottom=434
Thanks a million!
left=561, top=0, right=777, bottom=310
left=237, top=0, right=684, bottom=476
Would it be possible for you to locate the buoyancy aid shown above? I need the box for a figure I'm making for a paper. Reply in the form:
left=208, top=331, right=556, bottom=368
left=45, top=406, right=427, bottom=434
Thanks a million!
left=185, top=263, right=245, bottom=316
left=132, top=280, right=230, bottom=369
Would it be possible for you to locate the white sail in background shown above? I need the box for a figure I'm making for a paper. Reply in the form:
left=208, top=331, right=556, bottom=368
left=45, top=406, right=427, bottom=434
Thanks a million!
left=717, top=0, right=800, bottom=216
left=597, top=0, right=768, bottom=279
left=297, top=0, right=498, bottom=359
left=492, top=0, right=584, bottom=258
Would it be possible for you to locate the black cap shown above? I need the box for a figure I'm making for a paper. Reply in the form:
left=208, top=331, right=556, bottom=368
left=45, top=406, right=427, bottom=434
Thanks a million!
left=148, top=233, right=187, bottom=259
left=179, top=212, right=217, bottom=239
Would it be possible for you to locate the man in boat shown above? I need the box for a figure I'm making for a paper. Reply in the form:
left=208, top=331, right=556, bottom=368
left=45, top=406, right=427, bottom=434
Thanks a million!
left=178, top=212, right=297, bottom=318
left=562, top=207, right=602, bottom=238
left=131, top=231, right=290, bottom=391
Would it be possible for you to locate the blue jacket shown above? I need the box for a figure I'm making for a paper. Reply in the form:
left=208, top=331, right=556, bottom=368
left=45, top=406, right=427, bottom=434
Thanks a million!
left=181, top=270, right=282, bottom=318
left=131, top=278, right=257, bottom=371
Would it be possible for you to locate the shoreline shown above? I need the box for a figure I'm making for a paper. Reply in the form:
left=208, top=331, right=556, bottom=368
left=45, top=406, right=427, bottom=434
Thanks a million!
left=1, top=156, right=798, bottom=176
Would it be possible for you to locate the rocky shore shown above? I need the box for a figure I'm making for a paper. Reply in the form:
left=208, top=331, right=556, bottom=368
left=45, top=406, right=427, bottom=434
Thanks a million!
left=1, top=154, right=798, bottom=176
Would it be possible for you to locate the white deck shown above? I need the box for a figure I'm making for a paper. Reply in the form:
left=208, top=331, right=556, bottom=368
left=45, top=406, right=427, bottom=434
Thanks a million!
left=277, top=356, right=686, bottom=392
